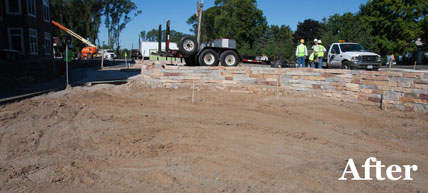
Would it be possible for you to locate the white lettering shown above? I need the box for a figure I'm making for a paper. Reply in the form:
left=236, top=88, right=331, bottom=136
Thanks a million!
left=386, top=165, right=402, bottom=180
left=339, top=158, right=417, bottom=181
left=339, top=159, right=363, bottom=180
left=362, top=157, right=376, bottom=180
left=375, top=160, right=386, bottom=180
left=403, top=165, right=418, bottom=180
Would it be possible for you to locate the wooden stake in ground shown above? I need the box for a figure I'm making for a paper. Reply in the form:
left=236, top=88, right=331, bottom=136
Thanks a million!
left=192, top=82, right=195, bottom=104
left=384, top=56, right=394, bottom=111
left=414, top=61, right=417, bottom=70
left=276, top=69, right=281, bottom=95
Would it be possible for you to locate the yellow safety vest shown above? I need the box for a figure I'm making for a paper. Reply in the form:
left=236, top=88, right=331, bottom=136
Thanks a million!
left=297, top=44, right=306, bottom=57
left=318, top=45, right=325, bottom=57
left=309, top=52, right=315, bottom=61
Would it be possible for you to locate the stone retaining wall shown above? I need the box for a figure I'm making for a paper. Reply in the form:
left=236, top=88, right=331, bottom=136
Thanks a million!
left=140, top=65, right=428, bottom=112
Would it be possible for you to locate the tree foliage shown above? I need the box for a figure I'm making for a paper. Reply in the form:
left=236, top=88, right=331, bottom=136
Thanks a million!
left=185, top=0, right=427, bottom=60
left=293, top=19, right=324, bottom=45
left=103, top=0, right=141, bottom=51
left=140, top=29, right=191, bottom=42
left=52, top=0, right=140, bottom=52
left=186, top=6, right=221, bottom=42
left=252, top=25, right=294, bottom=60
left=321, top=13, right=376, bottom=52
left=187, top=0, right=267, bottom=55
left=51, top=0, right=103, bottom=53
left=360, top=0, right=428, bottom=56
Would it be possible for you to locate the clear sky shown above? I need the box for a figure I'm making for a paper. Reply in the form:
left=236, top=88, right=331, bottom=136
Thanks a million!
left=98, top=0, right=369, bottom=49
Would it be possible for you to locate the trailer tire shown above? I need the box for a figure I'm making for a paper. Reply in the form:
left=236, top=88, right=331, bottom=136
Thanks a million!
left=179, top=36, right=198, bottom=56
left=220, top=50, right=239, bottom=67
left=199, top=49, right=219, bottom=66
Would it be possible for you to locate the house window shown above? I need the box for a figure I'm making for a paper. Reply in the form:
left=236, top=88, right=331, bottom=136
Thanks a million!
left=29, top=28, right=38, bottom=55
left=43, top=0, right=50, bottom=22
left=8, top=27, right=25, bottom=55
left=27, top=0, right=36, bottom=17
left=6, top=0, right=22, bottom=15
left=44, top=32, right=52, bottom=55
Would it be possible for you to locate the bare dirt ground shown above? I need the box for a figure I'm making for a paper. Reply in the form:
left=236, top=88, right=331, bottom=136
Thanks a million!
left=0, top=83, right=427, bottom=193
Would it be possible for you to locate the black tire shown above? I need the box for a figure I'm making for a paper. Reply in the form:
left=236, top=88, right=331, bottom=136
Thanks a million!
left=271, top=63, right=280, bottom=68
left=178, top=36, right=198, bottom=56
left=341, top=61, right=351, bottom=69
left=184, top=56, right=197, bottom=66
left=270, top=60, right=282, bottom=68
left=198, top=49, right=219, bottom=66
left=220, top=50, right=239, bottom=67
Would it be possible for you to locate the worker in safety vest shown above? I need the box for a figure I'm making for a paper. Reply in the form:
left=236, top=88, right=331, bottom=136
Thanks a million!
left=309, top=52, right=315, bottom=66
left=316, top=40, right=325, bottom=69
left=295, top=39, right=308, bottom=68
left=311, top=39, right=319, bottom=68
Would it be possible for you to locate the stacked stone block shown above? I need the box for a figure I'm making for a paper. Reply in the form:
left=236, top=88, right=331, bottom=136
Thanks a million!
left=140, top=65, right=428, bottom=112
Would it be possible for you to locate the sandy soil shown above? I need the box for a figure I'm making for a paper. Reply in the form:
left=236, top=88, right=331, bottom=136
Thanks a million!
left=0, top=83, right=427, bottom=193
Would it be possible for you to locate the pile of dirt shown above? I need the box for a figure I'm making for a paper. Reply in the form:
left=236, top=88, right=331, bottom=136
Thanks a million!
left=0, top=83, right=427, bottom=192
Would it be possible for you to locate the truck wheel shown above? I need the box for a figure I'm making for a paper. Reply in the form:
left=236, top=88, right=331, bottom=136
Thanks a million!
left=220, top=50, right=239, bottom=67
left=199, top=49, right=219, bottom=66
left=179, top=36, right=198, bottom=56
left=341, top=61, right=351, bottom=69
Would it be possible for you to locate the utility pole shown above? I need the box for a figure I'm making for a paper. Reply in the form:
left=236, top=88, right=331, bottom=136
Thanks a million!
left=197, top=0, right=204, bottom=47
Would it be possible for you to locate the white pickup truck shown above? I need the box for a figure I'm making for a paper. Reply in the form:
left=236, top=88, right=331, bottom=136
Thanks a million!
left=325, top=42, right=381, bottom=70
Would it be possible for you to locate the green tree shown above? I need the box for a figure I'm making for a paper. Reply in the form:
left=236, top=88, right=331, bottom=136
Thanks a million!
left=187, top=0, right=267, bottom=55
left=321, top=12, right=375, bottom=52
left=422, top=17, right=428, bottom=44
left=254, top=25, right=294, bottom=60
left=187, top=6, right=222, bottom=42
left=140, top=30, right=146, bottom=41
left=360, top=0, right=428, bottom=56
left=293, top=19, right=324, bottom=45
left=140, top=29, right=191, bottom=42
left=103, top=0, right=141, bottom=50
left=51, top=0, right=103, bottom=53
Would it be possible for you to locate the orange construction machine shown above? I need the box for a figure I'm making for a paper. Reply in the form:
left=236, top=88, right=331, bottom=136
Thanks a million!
left=52, top=20, right=98, bottom=59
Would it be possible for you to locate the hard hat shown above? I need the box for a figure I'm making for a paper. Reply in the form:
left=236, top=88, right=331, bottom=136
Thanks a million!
left=300, top=39, right=305, bottom=43
left=314, top=39, right=318, bottom=42
left=318, top=40, right=322, bottom=44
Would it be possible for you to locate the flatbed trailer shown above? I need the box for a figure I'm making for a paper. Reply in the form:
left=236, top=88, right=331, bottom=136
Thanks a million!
left=157, top=21, right=270, bottom=67
left=241, top=56, right=270, bottom=65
